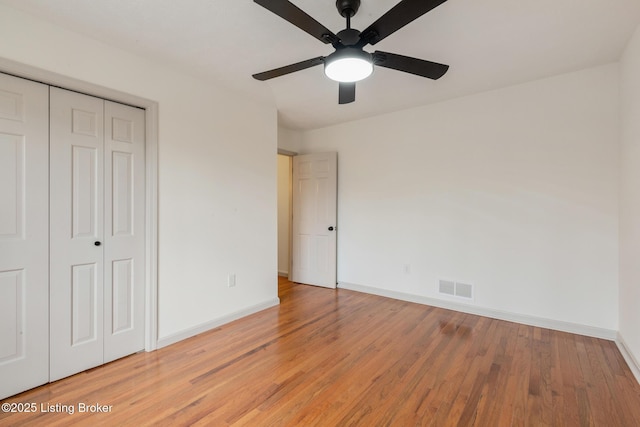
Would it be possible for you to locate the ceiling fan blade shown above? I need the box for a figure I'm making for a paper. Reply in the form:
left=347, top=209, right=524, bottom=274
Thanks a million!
left=254, top=0, right=339, bottom=44
left=373, top=51, right=449, bottom=80
left=360, top=0, right=448, bottom=46
left=252, top=57, right=325, bottom=81
left=339, top=82, right=356, bottom=104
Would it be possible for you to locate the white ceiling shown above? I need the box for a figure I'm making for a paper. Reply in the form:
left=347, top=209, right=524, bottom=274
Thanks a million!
left=3, top=0, right=640, bottom=130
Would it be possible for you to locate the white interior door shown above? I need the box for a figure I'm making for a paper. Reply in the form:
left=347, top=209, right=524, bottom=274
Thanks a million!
left=0, top=73, right=49, bottom=399
left=103, top=100, right=145, bottom=363
left=49, top=87, right=105, bottom=381
left=291, top=152, right=337, bottom=288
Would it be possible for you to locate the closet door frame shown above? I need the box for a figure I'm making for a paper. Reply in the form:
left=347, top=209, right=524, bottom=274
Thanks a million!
left=0, top=58, right=160, bottom=352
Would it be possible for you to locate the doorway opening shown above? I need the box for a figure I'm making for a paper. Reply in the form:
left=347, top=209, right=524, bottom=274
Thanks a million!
left=277, top=151, right=338, bottom=290
left=277, top=153, right=293, bottom=286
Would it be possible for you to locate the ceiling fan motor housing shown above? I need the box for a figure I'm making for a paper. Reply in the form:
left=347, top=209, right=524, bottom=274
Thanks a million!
left=336, top=0, right=361, bottom=18
left=336, top=28, right=361, bottom=45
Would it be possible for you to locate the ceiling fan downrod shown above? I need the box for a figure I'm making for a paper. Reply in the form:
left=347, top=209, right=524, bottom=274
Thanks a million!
left=336, top=0, right=360, bottom=29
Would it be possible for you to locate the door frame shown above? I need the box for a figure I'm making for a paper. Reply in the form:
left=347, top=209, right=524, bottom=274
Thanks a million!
left=277, top=149, right=295, bottom=281
left=0, top=58, right=160, bottom=351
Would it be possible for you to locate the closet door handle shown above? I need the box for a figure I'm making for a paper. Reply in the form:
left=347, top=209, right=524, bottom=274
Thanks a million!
left=94, top=241, right=102, bottom=246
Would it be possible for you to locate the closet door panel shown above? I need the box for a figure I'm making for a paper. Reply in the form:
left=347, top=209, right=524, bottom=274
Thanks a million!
left=0, top=73, right=49, bottom=400
left=49, top=87, right=105, bottom=382
left=103, top=101, right=145, bottom=362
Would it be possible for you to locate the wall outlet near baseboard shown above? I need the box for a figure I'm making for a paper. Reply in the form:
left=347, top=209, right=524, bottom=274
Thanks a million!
left=228, top=273, right=236, bottom=287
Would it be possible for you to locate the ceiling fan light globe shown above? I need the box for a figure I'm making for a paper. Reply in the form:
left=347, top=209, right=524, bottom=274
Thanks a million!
left=324, top=49, right=373, bottom=82
left=325, top=57, right=373, bottom=82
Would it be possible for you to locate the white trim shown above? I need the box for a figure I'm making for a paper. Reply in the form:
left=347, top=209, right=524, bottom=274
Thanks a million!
left=278, top=270, right=289, bottom=277
left=616, top=333, right=640, bottom=385
left=277, top=148, right=297, bottom=156
left=144, top=103, right=159, bottom=352
left=338, top=282, right=617, bottom=340
left=0, top=59, right=153, bottom=109
left=0, top=57, right=160, bottom=353
left=156, top=298, right=281, bottom=349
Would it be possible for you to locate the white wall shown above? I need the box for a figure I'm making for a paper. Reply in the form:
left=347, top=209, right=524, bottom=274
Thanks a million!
left=620, top=24, right=640, bottom=374
left=277, top=155, right=291, bottom=275
left=278, top=126, right=302, bottom=153
left=0, top=4, right=278, bottom=341
left=302, top=64, right=620, bottom=331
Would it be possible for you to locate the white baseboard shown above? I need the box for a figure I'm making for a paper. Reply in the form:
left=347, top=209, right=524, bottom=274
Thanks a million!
left=338, top=282, right=617, bottom=341
left=156, top=297, right=280, bottom=349
left=278, top=270, right=289, bottom=277
left=616, top=333, right=640, bottom=385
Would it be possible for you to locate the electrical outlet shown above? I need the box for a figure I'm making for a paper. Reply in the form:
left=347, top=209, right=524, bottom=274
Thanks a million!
left=228, top=273, right=236, bottom=287
left=403, top=264, right=411, bottom=274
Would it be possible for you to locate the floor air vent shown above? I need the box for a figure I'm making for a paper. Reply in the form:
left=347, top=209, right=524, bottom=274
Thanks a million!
left=439, top=279, right=473, bottom=300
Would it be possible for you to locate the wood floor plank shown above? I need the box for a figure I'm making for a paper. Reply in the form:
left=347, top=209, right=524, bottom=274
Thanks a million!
left=2, top=277, right=640, bottom=426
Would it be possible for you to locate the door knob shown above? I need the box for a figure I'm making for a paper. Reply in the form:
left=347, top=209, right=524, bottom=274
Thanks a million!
left=94, top=241, right=101, bottom=246
left=328, top=226, right=334, bottom=231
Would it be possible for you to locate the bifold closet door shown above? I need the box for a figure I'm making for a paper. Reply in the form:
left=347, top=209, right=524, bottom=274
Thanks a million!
left=49, top=88, right=145, bottom=382
left=0, top=74, right=49, bottom=400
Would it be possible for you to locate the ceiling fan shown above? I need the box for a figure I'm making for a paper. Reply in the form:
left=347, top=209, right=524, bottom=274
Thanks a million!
left=252, top=0, right=450, bottom=104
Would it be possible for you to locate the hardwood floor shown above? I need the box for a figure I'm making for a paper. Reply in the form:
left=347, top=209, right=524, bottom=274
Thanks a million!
left=2, top=277, right=640, bottom=426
